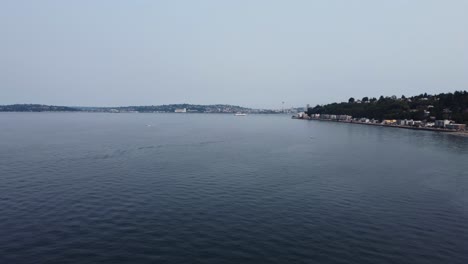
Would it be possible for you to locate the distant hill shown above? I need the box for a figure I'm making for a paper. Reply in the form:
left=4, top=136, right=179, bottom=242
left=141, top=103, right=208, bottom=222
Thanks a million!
left=307, top=91, right=468, bottom=124
left=113, top=104, right=253, bottom=113
left=0, top=104, right=79, bottom=112
left=0, top=103, right=278, bottom=114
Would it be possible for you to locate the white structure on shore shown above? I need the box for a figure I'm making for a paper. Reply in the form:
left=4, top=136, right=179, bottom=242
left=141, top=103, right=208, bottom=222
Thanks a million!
left=435, top=120, right=450, bottom=128
left=338, top=115, right=352, bottom=121
left=175, top=108, right=187, bottom=113
left=446, top=123, right=466, bottom=130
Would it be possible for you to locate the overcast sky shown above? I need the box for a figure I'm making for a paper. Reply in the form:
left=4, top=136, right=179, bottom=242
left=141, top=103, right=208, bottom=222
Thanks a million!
left=1, top=0, right=467, bottom=109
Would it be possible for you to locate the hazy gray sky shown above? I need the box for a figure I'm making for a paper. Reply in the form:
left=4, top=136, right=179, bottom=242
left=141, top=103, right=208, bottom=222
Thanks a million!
left=1, top=0, right=467, bottom=108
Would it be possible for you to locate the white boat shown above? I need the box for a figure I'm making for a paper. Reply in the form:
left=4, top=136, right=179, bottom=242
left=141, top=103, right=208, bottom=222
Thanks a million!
left=235, top=112, right=247, bottom=116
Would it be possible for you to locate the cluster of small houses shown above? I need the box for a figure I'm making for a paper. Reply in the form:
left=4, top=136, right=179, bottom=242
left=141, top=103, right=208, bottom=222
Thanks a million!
left=295, top=113, right=467, bottom=131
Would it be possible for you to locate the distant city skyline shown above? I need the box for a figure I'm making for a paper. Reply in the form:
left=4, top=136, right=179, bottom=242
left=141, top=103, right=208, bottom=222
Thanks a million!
left=1, top=0, right=467, bottom=109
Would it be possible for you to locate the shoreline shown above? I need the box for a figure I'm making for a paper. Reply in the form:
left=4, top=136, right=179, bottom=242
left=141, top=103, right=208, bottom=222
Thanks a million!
left=299, top=117, right=468, bottom=137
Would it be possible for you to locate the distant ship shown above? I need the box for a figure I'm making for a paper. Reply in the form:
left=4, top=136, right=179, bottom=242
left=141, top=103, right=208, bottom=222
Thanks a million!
left=235, top=112, right=247, bottom=116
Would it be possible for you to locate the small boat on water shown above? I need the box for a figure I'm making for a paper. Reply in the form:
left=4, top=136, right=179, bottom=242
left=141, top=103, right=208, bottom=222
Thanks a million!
left=235, top=112, right=247, bottom=116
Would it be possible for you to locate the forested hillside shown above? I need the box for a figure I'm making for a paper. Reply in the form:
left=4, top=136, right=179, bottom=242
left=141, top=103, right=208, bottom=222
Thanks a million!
left=307, top=91, right=468, bottom=124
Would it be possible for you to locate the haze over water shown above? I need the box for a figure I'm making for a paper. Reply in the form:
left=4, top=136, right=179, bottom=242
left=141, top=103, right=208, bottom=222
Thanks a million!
left=1, top=113, right=467, bottom=264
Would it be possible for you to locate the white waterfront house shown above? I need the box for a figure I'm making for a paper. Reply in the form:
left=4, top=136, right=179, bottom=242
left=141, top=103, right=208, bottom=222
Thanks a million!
left=435, top=120, right=450, bottom=128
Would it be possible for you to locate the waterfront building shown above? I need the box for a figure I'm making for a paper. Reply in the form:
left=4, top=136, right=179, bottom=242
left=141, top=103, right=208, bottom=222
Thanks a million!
left=296, top=112, right=307, bottom=119
left=435, top=120, right=450, bottom=128
left=383, top=120, right=397, bottom=125
left=397, top=119, right=414, bottom=126
left=446, top=124, right=466, bottom=130
left=175, top=108, right=187, bottom=113
left=338, top=115, right=352, bottom=121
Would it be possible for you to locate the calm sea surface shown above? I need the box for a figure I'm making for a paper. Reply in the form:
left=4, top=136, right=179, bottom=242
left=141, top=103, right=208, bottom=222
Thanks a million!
left=1, top=113, right=467, bottom=264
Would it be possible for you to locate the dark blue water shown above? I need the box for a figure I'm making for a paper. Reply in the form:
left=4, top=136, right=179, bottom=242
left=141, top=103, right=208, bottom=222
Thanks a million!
left=1, top=113, right=467, bottom=264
